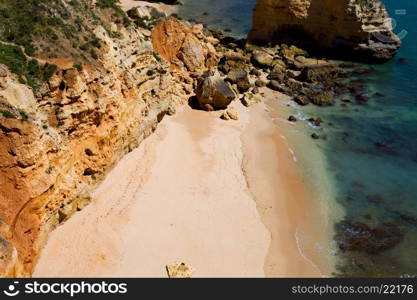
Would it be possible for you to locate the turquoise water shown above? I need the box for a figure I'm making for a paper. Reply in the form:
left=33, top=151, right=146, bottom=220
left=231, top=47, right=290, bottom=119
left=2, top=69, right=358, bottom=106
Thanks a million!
left=178, top=0, right=417, bottom=277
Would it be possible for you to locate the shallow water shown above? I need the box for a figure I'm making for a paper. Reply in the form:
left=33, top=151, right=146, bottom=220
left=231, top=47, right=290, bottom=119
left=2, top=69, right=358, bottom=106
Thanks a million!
left=178, top=0, right=256, bottom=37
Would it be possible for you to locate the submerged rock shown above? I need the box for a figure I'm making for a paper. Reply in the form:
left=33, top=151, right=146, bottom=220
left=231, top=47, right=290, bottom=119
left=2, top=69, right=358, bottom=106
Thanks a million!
left=309, top=117, right=322, bottom=126
left=336, top=220, right=405, bottom=254
left=288, top=115, right=297, bottom=122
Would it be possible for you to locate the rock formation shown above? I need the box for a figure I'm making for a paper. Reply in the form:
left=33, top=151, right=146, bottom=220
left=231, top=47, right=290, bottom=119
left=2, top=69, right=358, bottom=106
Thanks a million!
left=151, top=18, right=219, bottom=73
left=196, top=71, right=236, bottom=110
left=166, top=262, right=194, bottom=278
left=248, top=0, right=401, bottom=62
left=0, top=2, right=189, bottom=277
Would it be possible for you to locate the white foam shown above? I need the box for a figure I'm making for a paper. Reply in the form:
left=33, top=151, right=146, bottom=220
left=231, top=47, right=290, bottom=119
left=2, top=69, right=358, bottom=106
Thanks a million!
left=295, top=227, right=325, bottom=277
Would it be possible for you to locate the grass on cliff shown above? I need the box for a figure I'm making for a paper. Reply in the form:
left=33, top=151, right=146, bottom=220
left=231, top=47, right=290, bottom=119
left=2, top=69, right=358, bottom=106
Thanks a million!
left=0, top=0, right=127, bottom=92
left=0, top=43, right=57, bottom=91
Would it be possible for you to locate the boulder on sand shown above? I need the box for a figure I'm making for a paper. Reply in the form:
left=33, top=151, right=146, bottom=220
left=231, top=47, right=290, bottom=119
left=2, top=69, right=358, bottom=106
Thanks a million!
left=166, top=262, right=194, bottom=278
left=196, top=71, right=236, bottom=110
left=221, top=108, right=239, bottom=121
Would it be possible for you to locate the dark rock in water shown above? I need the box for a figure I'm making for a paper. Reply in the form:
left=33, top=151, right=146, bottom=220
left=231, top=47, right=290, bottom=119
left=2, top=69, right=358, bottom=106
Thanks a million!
left=311, top=133, right=320, bottom=140
left=226, top=68, right=251, bottom=93
left=354, top=68, right=371, bottom=75
left=202, top=12, right=209, bottom=16
left=255, top=79, right=266, bottom=87
left=398, top=58, right=409, bottom=63
left=294, top=95, right=309, bottom=106
left=336, top=220, right=405, bottom=254
left=306, top=90, right=335, bottom=106
left=364, top=214, right=372, bottom=220
left=224, top=28, right=232, bottom=33
left=309, top=117, right=322, bottom=126
left=341, top=99, right=352, bottom=103
left=367, top=194, right=385, bottom=204
left=288, top=115, right=297, bottom=122
left=196, top=71, right=236, bottom=110
left=356, top=94, right=369, bottom=103
left=373, top=92, right=384, bottom=97
left=398, top=214, right=417, bottom=225
left=375, top=141, right=386, bottom=148
left=339, top=62, right=355, bottom=68
left=349, top=85, right=365, bottom=96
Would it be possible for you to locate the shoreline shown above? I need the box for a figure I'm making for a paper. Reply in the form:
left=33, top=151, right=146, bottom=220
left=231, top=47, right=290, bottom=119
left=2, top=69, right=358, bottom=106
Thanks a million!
left=242, top=89, right=334, bottom=277
left=33, top=89, right=333, bottom=277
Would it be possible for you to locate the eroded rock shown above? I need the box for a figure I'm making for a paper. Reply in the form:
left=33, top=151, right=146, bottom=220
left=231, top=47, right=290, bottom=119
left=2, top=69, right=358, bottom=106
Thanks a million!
left=196, top=71, right=236, bottom=110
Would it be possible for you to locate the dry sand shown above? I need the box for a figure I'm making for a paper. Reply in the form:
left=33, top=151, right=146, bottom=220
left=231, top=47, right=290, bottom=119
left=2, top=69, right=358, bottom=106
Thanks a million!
left=34, top=90, right=331, bottom=277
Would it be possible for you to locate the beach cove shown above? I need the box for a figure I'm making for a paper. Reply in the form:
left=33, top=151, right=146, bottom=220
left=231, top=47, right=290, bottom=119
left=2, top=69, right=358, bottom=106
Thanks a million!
left=34, top=86, right=334, bottom=277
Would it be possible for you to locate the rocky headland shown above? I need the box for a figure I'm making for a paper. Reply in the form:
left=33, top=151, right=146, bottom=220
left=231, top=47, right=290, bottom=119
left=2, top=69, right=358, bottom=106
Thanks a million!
left=248, top=0, right=401, bottom=62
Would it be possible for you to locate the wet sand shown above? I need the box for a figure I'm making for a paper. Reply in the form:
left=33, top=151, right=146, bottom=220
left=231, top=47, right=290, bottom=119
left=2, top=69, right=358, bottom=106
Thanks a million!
left=34, top=89, right=331, bottom=277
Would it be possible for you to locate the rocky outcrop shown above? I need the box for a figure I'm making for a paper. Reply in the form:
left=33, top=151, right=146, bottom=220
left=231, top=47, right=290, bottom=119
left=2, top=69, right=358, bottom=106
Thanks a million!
left=196, top=71, right=236, bottom=110
left=248, top=0, right=401, bottom=62
left=151, top=18, right=219, bottom=73
left=166, top=262, right=194, bottom=278
left=0, top=4, right=189, bottom=277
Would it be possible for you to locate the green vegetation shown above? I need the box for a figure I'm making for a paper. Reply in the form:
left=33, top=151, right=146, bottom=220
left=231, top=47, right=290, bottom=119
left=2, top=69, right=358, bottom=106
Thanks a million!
left=73, top=63, right=83, bottom=71
left=45, top=166, right=52, bottom=174
left=0, top=43, right=57, bottom=91
left=0, top=0, right=132, bottom=91
left=0, top=109, right=15, bottom=119
left=0, top=0, right=77, bottom=56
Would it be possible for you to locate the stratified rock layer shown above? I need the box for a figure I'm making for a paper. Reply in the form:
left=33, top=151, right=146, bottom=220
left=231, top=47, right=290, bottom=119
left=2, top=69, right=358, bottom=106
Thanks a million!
left=0, top=4, right=189, bottom=277
left=248, top=0, right=401, bottom=62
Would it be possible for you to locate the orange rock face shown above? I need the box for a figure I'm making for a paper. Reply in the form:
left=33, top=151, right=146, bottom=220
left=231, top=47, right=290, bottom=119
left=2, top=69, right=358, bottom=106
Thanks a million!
left=152, top=18, right=218, bottom=72
left=0, top=21, right=189, bottom=277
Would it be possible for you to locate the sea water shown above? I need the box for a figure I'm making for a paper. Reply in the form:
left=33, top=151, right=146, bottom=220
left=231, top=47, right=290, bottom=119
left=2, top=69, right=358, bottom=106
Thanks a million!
left=178, top=0, right=417, bottom=277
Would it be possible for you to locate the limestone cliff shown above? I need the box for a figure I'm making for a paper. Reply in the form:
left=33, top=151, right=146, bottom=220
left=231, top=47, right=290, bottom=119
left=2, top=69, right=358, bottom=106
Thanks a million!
left=0, top=1, right=188, bottom=277
left=248, top=0, right=401, bottom=62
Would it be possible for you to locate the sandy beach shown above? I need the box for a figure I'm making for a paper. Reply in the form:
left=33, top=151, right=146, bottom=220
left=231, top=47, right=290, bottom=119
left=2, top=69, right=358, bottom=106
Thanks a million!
left=33, top=87, right=331, bottom=277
